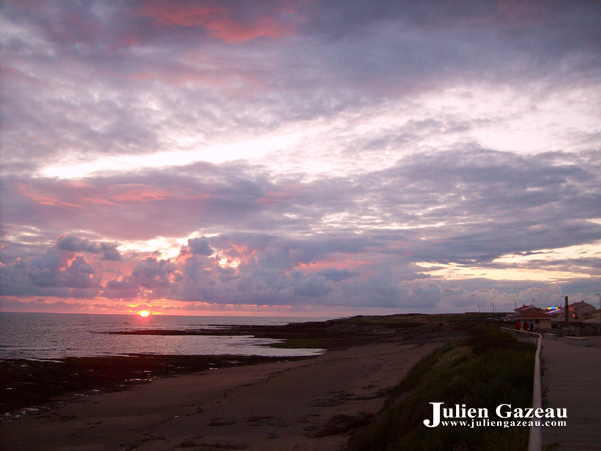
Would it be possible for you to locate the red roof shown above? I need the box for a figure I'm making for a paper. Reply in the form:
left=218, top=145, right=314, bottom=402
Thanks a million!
left=571, top=301, right=595, bottom=310
left=515, top=310, right=552, bottom=319
left=515, top=305, right=545, bottom=313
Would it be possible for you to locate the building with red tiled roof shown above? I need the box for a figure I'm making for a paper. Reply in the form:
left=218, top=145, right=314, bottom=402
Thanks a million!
left=569, top=301, right=597, bottom=320
left=515, top=305, right=539, bottom=313
left=514, top=309, right=552, bottom=331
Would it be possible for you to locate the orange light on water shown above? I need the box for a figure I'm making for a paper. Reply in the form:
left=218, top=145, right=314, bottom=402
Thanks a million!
left=139, top=310, right=150, bottom=317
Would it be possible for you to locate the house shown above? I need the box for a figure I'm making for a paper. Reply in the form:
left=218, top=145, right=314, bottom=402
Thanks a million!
left=549, top=301, right=597, bottom=323
left=515, top=309, right=552, bottom=331
left=569, top=301, right=597, bottom=320
left=511, top=305, right=543, bottom=317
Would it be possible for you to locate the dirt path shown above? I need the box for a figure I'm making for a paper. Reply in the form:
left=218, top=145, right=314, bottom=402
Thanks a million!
left=1, top=341, right=440, bottom=451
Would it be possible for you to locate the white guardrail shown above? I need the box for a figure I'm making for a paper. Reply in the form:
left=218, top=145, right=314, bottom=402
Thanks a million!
left=501, top=328, right=542, bottom=451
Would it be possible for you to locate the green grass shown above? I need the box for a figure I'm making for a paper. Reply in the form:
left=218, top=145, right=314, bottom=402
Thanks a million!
left=347, top=326, right=536, bottom=451
left=349, top=314, right=428, bottom=325
left=349, top=313, right=506, bottom=331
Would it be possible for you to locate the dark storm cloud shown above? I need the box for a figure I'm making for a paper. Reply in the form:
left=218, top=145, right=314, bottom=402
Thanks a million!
left=93, top=229, right=432, bottom=306
left=0, top=234, right=129, bottom=297
left=130, top=257, right=177, bottom=289
left=316, top=268, right=359, bottom=282
left=0, top=248, right=101, bottom=298
left=56, top=235, right=122, bottom=261
left=187, top=236, right=214, bottom=256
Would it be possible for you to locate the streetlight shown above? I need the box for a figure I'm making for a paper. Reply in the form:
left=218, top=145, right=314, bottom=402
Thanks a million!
left=513, top=300, right=517, bottom=311
left=531, top=297, right=535, bottom=308
left=491, top=302, right=495, bottom=313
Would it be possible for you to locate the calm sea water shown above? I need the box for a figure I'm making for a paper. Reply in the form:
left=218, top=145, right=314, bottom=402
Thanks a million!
left=0, top=312, right=332, bottom=360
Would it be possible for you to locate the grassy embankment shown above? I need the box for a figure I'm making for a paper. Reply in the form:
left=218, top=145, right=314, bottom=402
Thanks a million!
left=347, top=324, right=535, bottom=451
left=267, top=312, right=481, bottom=349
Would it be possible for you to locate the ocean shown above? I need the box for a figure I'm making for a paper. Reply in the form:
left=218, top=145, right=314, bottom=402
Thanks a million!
left=0, top=312, right=331, bottom=360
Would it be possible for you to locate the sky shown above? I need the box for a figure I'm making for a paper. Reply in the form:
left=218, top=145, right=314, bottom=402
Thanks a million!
left=1, top=0, right=600, bottom=317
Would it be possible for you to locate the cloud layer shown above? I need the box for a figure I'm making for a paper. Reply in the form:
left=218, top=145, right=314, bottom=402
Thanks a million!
left=1, top=1, right=600, bottom=314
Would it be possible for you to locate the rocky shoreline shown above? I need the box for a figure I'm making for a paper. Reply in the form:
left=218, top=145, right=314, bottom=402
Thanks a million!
left=1, top=315, right=462, bottom=418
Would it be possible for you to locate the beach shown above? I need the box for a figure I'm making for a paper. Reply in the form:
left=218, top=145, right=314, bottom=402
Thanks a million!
left=1, top=340, right=442, bottom=451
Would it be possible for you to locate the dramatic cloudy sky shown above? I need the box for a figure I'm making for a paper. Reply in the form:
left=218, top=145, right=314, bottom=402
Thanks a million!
left=1, top=0, right=600, bottom=316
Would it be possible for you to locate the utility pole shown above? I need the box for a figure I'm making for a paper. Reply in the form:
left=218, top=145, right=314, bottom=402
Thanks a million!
left=564, top=295, right=569, bottom=327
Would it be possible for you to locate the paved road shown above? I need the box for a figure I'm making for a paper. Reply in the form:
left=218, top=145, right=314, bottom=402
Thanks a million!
left=541, top=336, right=601, bottom=451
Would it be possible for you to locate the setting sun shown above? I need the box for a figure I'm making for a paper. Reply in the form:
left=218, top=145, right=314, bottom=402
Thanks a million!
left=139, top=310, right=150, bottom=317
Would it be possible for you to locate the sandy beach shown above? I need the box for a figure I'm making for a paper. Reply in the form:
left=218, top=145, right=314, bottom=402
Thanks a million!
left=1, top=341, right=441, bottom=451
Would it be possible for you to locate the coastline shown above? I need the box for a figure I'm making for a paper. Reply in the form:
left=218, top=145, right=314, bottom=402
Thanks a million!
left=1, top=315, right=460, bottom=414
left=1, top=341, right=444, bottom=451
left=1, top=315, right=462, bottom=450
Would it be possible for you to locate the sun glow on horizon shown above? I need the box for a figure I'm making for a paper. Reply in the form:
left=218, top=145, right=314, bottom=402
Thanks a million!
left=139, top=310, right=150, bottom=317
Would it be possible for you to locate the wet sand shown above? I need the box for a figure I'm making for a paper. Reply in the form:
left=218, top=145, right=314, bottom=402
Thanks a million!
left=1, top=341, right=441, bottom=451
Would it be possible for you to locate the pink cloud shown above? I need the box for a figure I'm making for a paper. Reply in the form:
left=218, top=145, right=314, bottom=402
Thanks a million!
left=18, top=183, right=83, bottom=208
left=16, top=182, right=208, bottom=209
left=0, top=65, right=52, bottom=88
left=139, top=1, right=297, bottom=43
left=110, top=186, right=171, bottom=203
